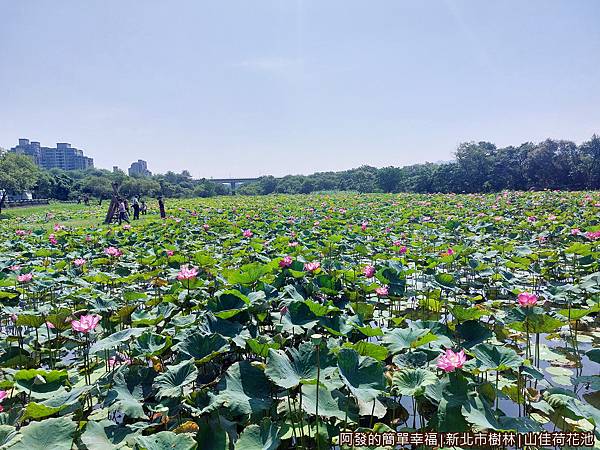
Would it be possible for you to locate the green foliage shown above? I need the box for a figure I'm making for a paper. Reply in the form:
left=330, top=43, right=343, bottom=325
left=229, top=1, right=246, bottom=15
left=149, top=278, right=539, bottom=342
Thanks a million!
left=0, top=191, right=598, bottom=447
left=0, top=152, right=39, bottom=196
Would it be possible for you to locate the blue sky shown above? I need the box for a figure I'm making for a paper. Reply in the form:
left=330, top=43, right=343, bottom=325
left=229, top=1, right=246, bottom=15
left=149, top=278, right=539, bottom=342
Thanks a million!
left=1, top=1, right=599, bottom=178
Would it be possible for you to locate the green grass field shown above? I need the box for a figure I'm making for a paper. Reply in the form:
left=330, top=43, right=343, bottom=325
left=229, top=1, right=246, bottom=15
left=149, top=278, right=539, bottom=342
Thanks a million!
left=1, top=201, right=157, bottom=230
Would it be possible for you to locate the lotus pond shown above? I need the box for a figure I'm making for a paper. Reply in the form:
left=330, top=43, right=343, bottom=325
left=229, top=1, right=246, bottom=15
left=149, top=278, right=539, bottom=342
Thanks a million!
left=0, top=192, right=599, bottom=449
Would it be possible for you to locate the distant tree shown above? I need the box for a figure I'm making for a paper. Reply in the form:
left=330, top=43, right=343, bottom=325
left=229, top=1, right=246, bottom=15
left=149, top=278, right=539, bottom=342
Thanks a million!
left=524, top=139, right=559, bottom=189
left=120, top=177, right=162, bottom=198
left=80, top=175, right=114, bottom=202
left=300, top=179, right=315, bottom=194
left=377, top=167, right=403, bottom=192
left=0, top=151, right=40, bottom=212
left=430, top=162, right=462, bottom=193
left=193, top=180, right=215, bottom=198
left=579, top=134, right=600, bottom=189
left=455, top=142, right=497, bottom=192
left=340, top=166, right=379, bottom=192
left=312, top=172, right=339, bottom=191
left=276, top=176, right=305, bottom=194
left=236, top=182, right=261, bottom=196
left=493, top=145, right=530, bottom=191
left=258, top=176, right=278, bottom=194
left=554, top=140, right=584, bottom=189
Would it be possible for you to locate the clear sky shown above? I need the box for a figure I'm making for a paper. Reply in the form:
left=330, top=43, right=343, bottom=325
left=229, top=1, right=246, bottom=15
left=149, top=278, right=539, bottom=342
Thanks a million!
left=1, top=1, right=599, bottom=178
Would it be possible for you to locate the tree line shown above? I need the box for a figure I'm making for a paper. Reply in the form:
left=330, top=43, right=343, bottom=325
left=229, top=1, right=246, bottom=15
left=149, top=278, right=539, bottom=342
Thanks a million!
left=0, top=155, right=231, bottom=204
left=1, top=135, right=599, bottom=203
left=239, top=135, right=600, bottom=194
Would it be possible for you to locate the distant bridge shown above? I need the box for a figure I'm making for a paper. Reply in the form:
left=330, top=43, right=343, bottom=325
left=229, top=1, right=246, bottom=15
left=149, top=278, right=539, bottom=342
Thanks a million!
left=209, top=178, right=260, bottom=192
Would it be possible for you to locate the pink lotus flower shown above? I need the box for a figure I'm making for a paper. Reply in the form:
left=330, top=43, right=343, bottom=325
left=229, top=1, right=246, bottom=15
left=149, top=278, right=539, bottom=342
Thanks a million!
left=279, top=256, right=293, bottom=268
left=518, top=292, right=538, bottom=308
left=9, top=314, right=17, bottom=323
left=398, top=246, right=408, bottom=255
left=304, top=261, right=320, bottom=272
left=9, top=265, right=22, bottom=271
left=17, top=273, right=33, bottom=283
left=85, top=235, right=92, bottom=242
left=53, top=224, right=64, bottom=232
left=104, top=246, right=122, bottom=257
left=71, top=314, right=101, bottom=333
left=313, top=221, right=320, bottom=227
left=108, top=354, right=132, bottom=368
left=242, top=229, right=253, bottom=238
left=571, top=228, right=581, bottom=235
left=585, top=231, right=600, bottom=241
left=49, top=234, right=58, bottom=245
left=46, top=321, right=55, bottom=329
left=289, top=241, right=299, bottom=247
left=0, top=390, right=7, bottom=411
left=73, top=258, right=86, bottom=267
left=361, top=221, right=368, bottom=231
left=437, top=349, right=467, bottom=372
left=203, top=224, right=210, bottom=231
left=375, top=286, right=389, bottom=296
left=15, top=230, right=27, bottom=237
left=177, top=265, right=199, bottom=280
left=166, top=250, right=174, bottom=257
left=527, top=216, right=537, bottom=223
left=442, top=248, right=455, bottom=257
left=363, top=265, right=375, bottom=278
left=122, top=224, right=131, bottom=230
left=393, top=240, right=403, bottom=247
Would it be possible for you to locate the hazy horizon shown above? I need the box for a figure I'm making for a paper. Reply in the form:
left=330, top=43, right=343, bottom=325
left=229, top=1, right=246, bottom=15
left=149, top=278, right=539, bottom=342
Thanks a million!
left=1, top=1, right=599, bottom=178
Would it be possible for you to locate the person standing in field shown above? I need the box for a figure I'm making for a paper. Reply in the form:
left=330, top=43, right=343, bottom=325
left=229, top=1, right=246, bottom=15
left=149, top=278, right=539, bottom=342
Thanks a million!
left=140, top=199, right=147, bottom=215
left=118, top=198, right=130, bottom=225
left=132, top=196, right=140, bottom=220
left=158, top=196, right=166, bottom=219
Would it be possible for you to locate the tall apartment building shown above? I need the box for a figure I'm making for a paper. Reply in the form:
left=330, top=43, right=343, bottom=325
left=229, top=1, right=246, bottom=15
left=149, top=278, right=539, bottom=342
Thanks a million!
left=128, top=159, right=152, bottom=176
left=10, top=139, right=94, bottom=170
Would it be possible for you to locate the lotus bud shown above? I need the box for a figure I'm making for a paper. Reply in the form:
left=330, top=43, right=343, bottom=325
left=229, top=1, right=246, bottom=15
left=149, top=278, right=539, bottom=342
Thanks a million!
left=311, top=333, right=323, bottom=346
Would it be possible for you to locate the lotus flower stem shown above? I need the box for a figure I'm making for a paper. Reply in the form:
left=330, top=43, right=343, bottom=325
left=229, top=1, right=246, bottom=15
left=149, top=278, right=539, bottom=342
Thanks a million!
left=286, top=390, right=298, bottom=443
left=370, top=398, right=376, bottom=429
left=525, top=319, right=530, bottom=360
left=495, top=370, right=499, bottom=410
left=343, top=391, right=350, bottom=432
left=312, top=334, right=322, bottom=450
left=299, top=389, right=308, bottom=444
left=517, top=365, right=521, bottom=417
